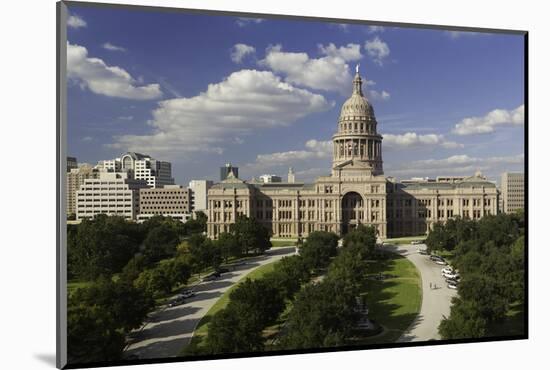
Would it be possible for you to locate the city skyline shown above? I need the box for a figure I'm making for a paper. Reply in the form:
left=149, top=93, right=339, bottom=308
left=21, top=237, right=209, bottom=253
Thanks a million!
left=66, top=6, right=524, bottom=185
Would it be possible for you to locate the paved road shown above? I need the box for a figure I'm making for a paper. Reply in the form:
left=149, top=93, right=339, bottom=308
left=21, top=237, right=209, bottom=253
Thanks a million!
left=123, top=246, right=296, bottom=360
left=384, top=243, right=457, bottom=342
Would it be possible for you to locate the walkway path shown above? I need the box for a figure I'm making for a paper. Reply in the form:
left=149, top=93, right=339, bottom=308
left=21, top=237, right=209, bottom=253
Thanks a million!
left=123, top=246, right=296, bottom=360
left=385, top=243, right=457, bottom=342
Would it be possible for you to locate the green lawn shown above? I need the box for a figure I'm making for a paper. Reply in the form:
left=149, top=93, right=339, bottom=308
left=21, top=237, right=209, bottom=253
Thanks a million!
left=384, top=235, right=426, bottom=245
left=270, top=239, right=297, bottom=248
left=350, top=253, right=422, bottom=345
left=181, top=259, right=279, bottom=355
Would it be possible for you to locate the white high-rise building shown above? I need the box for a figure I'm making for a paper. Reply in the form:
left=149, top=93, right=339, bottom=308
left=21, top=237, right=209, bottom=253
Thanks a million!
left=189, top=180, right=214, bottom=212
left=76, top=172, right=149, bottom=220
left=96, top=152, right=174, bottom=188
left=501, top=172, right=525, bottom=214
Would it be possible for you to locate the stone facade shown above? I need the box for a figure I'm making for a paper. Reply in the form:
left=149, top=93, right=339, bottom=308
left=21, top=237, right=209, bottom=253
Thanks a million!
left=207, top=68, right=498, bottom=239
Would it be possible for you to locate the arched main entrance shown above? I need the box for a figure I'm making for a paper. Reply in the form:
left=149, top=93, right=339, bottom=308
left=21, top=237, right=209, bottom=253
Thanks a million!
left=341, top=192, right=364, bottom=234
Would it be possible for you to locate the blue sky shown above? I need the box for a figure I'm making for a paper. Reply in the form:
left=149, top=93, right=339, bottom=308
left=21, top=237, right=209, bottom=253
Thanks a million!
left=66, top=5, right=525, bottom=185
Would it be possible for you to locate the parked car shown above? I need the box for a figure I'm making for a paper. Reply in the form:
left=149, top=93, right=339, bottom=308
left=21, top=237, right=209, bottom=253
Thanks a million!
left=447, top=283, right=458, bottom=290
left=411, top=240, right=422, bottom=245
left=446, top=277, right=460, bottom=285
left=435, top=260, right=447, bottom=265
left=443, top=272, right=460, bottom=279
left=418, top=249, right=428, bottom=255
left=441, top=266, right=454, bottom=275
left=216, top=267, right=229, bottom=274
left=430, top=255, right=444, bottom=262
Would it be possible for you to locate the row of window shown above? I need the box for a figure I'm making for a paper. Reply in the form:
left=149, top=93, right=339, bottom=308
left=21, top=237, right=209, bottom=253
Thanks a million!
left=78, top=198, right=132, bottom=202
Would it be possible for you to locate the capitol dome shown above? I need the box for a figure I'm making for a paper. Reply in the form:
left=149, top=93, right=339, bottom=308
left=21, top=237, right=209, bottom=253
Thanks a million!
left=332, top=65, right=383, bottom=176
left=339, top=67, right=375, bottom=121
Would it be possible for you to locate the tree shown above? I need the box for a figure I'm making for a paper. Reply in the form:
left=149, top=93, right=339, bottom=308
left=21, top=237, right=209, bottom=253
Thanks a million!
left=119, top=255, right=147, bottom=283
left=280, top=279, right=358, bottom=349
left=185, top=211, right=207, bottom=235
left=299, top=231, right=338, bottom=270
left=231, top=215, right=272, bottom=255
left=68, top=215, right=141, bottom=279
left=509, top=236, right=525, bottom=301
left=67, top=304, right=126, bottom=364
left=342, top=225, right=377, bottom=259
left=188, top=234, right=222, bottom=273
left=264, top=256, right=311, bottom=300
left=425, top=222, right=451, bottom=253
left=205, top=303, right=265, bottom=354
left=165, top=257, right=192, bottom=288
left=458, top=274, right=508, bottom=323
left=142, top=223, right=180, bottom=265
left=135, top=267, right=172, bottom=296
left=327, top=248, right=368, bottom=295
left=216, top=232, right=242, bottom=262
left=71, top=276, right=154, bottom=332
left=229, top=278, right=285, bottom=324
left=140, top=215, right=186, bottom=239
left=439, top=298, right=487, bottom=339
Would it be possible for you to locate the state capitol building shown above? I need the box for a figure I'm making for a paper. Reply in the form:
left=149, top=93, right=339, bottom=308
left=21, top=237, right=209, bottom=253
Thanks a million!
left=207, top=68, right=498, bottom=239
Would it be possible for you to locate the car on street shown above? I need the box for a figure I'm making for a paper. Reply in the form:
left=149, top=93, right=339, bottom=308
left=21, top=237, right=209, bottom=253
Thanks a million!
left=202, top=272, right=221, bottom=281
left=168, top=296, right=185, bottom=307
left=447, top=283, right=458, bottom=290
left=216, top=267, right=229, bottom=274
left=180, top=289, right=195, bottom=298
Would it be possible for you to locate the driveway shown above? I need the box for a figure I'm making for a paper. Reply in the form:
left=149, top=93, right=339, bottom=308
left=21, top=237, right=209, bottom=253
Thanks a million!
left=384, top=243, right=457, bottom=342
left=123, top=246, right=296, bottom=360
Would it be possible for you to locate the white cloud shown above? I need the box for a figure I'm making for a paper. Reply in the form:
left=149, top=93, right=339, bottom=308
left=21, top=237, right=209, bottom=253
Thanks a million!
left=386, top=153, right=524, bottom=179
left=109, top=70, right=332, bottom=157
left=318, top=43, right=363, bottom=61
left=333, top=24, right=350, bottom=32
left=452, top=105, right=524, bottom=135
left=117, top=115, right=133, bottom=121
left=81, top=136, right=93, bottom=142
left=365, top=37, right=390, bottom=66
left=368, top=89, right=391, bottom=101
left=67, top=14, right=86, bottom=29
left=231, top=43, right=256, bottom=63
left=102, top=42, right=126, bottom=52
left=446, top=30, right=482, bottom=39
left=243, top=139, right=333, bottom=177
left=67, top=42, right=162, bottom=100
left=260, top=44, right=361, bottom=94
left=367, top=26, right=385, bottom=34
left=236, top=17, right=264, bottom=27
left=383, top=132, right=463, bottom=149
